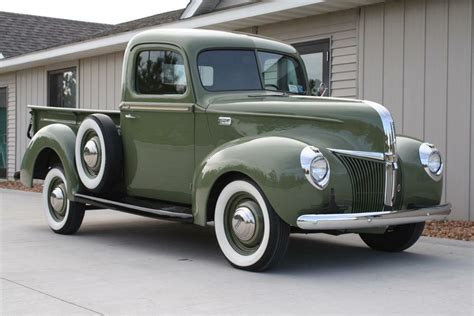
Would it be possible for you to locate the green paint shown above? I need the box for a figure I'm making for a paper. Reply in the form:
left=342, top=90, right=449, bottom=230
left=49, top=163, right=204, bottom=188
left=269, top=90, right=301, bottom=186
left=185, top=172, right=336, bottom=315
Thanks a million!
left=20, top=29, right=445, bottom=230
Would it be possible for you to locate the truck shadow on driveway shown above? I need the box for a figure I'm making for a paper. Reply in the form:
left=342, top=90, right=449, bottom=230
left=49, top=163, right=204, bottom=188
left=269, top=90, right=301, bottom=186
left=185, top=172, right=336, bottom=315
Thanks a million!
left=57, top=213, right=444, bottom=275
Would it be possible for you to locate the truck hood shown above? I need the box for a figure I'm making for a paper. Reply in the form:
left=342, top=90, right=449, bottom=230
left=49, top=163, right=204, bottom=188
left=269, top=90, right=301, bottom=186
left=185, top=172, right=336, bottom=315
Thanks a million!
left=205, top=94, right=388, bottom=153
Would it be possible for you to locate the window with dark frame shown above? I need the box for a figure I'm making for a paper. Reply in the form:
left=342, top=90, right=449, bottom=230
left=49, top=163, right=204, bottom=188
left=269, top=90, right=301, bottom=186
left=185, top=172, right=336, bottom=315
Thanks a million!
left=293, top=39, right=330, bottom=96
left=47, top=67, right=77, bottom=108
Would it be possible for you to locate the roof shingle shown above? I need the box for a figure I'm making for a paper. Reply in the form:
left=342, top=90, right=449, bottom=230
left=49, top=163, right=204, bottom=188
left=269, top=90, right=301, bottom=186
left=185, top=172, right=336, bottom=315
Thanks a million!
left=0, top=9, right=184, bottom=59
left=0, top=11, right=113, bottom=59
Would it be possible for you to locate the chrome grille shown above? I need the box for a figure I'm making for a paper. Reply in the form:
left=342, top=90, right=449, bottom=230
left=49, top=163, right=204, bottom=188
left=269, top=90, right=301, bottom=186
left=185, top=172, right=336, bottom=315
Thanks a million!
left=336, top=154, right=385, bottom=212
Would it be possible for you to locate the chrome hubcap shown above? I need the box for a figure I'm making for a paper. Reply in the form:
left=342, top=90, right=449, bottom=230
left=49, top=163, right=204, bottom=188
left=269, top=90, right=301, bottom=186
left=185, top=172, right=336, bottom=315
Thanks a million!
left=231, top=206, right=256, bottom=242
left=50, top=186, right=65, bottom=214
left=83, top=137, right=100, bottom=170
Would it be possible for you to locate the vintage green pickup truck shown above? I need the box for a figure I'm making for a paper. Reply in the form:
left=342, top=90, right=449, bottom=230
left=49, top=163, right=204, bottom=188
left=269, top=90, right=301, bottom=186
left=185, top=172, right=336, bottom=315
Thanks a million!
left=21, top=29, right=451, bottom=271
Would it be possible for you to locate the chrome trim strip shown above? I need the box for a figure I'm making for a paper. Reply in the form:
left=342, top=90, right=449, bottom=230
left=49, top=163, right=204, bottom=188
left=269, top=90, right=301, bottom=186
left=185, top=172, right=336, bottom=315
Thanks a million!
left=119, top=102, right=193, bottom=112
left=40, top=118, right=78, bottom=125
left=207, top=109, right=344, bottom=124
left=75, top=194, right=193, bottom=219
left=328, top=148, right=385, bottom=161
left=296, top=203, right=451, bottom=230
left=364, top=100, right=396, bottom=155
left=28, top=105, right=119, bottom=114
left=364, top=100, right=398, bottom=208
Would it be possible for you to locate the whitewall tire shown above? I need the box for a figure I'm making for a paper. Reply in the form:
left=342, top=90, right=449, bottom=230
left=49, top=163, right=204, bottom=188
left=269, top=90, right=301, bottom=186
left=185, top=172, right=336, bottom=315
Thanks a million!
left=43, top=167, right=85, bottom=234
left=214, top=180, right=290, bottom=271
left=75, top=114, right=122, bottom=193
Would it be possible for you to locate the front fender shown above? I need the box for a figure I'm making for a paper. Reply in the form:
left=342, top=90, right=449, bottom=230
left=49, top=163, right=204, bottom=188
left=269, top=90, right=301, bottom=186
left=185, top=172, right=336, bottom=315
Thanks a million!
left=396, top=136, right=443, bottom=208
left=20, top=124, right=79, bottom=199
left=192, top=136, right=346, bottom=226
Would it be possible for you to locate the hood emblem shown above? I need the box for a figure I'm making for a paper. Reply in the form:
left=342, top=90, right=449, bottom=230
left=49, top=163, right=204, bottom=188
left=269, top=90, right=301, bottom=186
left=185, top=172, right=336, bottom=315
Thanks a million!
left=218, top=116, right=232, bottom=126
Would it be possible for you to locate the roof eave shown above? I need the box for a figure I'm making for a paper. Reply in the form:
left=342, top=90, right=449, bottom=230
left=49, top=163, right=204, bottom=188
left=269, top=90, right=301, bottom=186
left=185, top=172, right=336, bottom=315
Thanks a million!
left=0, top=0, right=384, bottom=74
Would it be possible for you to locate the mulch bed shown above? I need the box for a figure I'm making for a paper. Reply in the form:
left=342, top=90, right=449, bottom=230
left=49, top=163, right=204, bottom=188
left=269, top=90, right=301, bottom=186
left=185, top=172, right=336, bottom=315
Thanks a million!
left=423, top=220, right=473, bottom=241
left=0, top=180, right=43, bottom=193
left=1, top=181, right=472, bottom=241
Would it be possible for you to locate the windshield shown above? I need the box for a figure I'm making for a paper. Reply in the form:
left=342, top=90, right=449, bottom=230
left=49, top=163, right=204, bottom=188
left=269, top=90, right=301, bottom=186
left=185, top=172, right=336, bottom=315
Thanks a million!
left=197, top=50, right=307, bottom=95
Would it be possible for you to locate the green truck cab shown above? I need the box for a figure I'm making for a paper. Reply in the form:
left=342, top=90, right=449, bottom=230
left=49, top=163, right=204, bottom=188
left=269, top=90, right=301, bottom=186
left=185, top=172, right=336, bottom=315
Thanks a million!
left=21, top=29, right=451, bottom=271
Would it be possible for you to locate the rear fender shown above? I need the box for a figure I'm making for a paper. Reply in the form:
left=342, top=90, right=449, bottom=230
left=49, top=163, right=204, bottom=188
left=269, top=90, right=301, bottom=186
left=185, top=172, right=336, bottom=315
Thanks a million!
left=20, top=124, right=79, bottom=199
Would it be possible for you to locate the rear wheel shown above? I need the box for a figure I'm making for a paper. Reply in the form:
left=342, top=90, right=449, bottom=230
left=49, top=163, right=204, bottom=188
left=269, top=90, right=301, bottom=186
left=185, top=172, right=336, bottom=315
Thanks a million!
left=43, top=167, right=85, bottom=234
left=359, top=222, right=425, bottom=252
left=214, top=180, right=290, bottom=271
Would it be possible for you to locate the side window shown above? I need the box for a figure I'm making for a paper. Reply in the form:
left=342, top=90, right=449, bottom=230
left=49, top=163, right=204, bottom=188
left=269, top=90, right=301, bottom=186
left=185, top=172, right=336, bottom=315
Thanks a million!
left=293, top=39, right=330, bottom=96
left=135, top=50, right=187, bottom=95
left=258, top=52, right=306, bottom=94
left=47, top=68, right=77, bottom=108
left=198, top=66, right=214, bottom=87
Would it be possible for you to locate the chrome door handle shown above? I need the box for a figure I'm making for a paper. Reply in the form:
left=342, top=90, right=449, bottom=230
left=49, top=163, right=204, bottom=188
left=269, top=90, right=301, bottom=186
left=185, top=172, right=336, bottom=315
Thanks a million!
left=124, top=114, right=136, bottom=119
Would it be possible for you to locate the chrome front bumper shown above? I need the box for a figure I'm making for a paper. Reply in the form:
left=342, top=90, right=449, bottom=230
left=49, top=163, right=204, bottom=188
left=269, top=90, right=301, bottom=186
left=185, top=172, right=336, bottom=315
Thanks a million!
left=296, top=203, right=451, bottom=230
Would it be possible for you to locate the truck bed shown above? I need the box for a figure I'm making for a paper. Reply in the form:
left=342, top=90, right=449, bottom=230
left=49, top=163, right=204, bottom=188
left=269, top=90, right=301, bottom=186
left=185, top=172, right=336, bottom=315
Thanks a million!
left=28, top=105, right=120, bottom=136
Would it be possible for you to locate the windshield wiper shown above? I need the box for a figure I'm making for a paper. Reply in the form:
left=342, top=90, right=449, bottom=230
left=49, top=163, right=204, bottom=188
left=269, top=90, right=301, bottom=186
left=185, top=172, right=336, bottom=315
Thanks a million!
left=248, top=90, right=291, bottom=97
left=248, top=90, right=306, bottom=97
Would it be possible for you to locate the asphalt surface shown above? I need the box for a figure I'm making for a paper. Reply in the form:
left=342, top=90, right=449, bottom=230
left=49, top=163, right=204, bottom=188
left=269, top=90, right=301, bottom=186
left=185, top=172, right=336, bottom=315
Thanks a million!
left=1, top=189, right=473, bottom=315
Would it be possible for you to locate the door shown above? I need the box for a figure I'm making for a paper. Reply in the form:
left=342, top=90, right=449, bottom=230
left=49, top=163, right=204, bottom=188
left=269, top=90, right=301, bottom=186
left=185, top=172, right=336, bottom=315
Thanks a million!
left=0, top=88, right=6, bottom=178
left=293, top=39, right=330, bottom=96
left=121, top=45, right=195, bottom=204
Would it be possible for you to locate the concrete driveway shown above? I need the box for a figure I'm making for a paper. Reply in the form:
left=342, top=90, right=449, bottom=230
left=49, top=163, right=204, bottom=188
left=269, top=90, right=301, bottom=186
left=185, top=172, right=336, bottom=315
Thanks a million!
left=1, top=189, right=473, bottom=315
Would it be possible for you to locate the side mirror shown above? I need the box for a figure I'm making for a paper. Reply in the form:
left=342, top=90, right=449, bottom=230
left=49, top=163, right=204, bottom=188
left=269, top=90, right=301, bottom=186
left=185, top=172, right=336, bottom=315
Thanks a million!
left=317, top=82, right=328, bottom=96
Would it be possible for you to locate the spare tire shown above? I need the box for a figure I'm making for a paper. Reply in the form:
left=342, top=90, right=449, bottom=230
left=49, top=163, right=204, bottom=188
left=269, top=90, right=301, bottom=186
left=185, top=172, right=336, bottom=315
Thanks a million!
left=75, top=114, right=122, bottom=193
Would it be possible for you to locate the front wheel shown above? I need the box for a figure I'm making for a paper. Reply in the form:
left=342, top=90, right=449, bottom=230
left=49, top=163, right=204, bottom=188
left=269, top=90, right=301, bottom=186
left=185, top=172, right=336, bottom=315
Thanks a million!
left=359, top=222, right=425, bottom=252
left=43, top=167, right=85, bottom=234
left=214, top=180, right=290, bottom=271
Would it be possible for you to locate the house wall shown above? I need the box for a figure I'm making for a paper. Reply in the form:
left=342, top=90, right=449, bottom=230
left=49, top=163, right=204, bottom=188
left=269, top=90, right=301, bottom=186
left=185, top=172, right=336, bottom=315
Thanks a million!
left=13, top=52, right=124, bottom=172
left=358, top=0, right=473, bottom=220
left=79, top=52, right=124, bottom=110
left=0, top=73, right=16, bottom=179
left=15, top=66, right=47, bottom=172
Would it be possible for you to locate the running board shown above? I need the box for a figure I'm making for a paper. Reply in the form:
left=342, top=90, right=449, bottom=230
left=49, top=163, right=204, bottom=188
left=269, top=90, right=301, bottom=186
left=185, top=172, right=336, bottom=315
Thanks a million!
left=75, top=193, right=193, bottom=222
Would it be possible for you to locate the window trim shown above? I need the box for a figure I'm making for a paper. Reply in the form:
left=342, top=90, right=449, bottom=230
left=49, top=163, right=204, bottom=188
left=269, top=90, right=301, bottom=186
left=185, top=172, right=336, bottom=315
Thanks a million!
left=47, top=66, right=78, bottom=108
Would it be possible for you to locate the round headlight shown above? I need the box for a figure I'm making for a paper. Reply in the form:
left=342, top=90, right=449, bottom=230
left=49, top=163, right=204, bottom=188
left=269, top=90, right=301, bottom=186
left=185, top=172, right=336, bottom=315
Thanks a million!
left=310, top=156, right=329, bottom=182
left=427, top=151, right=442, bottom=174
left=300, top=146, right=330, bottom=190
left=419, top=143, right=443, bottom=181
